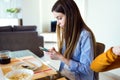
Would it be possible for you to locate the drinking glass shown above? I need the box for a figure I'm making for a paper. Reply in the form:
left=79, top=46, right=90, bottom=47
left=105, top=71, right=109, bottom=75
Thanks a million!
left=0, top=50, right=11, bottom=64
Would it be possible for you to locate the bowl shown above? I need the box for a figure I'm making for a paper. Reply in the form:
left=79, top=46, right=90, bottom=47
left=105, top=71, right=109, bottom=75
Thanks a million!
left=5, top=69, right=34, bottom=80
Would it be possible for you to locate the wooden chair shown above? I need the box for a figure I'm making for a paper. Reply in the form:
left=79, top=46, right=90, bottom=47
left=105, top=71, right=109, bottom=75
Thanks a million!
left=96, top=42, right=105, bottom=56
left=94, top=42, right=105, bottom=80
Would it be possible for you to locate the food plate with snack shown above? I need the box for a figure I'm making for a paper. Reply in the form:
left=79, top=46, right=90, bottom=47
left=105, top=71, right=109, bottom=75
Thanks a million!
left=5, top=69, right=34, bottom=80
left=12, top=60, right=42, bottom=71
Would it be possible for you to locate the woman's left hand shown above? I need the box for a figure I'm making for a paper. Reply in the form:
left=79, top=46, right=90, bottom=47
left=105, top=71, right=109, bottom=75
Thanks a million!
left=45, top=47, right=70, bottom=65
left=46, top=47, right=62, bottom=60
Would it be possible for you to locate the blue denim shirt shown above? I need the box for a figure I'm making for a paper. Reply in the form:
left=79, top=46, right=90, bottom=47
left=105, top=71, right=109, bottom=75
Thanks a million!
left=59, top=29, right=95, bottom=80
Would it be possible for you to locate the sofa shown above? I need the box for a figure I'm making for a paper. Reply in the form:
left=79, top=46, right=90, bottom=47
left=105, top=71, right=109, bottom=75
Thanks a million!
left=0, top=25, right=44, bottom=57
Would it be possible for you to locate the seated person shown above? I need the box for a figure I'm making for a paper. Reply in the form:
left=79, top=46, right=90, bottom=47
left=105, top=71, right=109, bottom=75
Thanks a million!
left=90, top=46, right=120, bottom=72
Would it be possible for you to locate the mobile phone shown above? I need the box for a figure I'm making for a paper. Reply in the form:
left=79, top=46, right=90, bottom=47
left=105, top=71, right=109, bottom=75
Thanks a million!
left=39, top=47, right=49, bottom=52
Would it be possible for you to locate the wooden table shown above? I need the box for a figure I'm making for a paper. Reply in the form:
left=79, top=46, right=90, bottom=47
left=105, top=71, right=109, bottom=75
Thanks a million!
left=0, top=50, right=66, bottom=80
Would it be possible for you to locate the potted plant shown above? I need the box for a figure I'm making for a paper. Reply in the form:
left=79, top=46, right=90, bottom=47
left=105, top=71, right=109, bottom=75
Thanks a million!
left=6, top=8, right=21, bottom=18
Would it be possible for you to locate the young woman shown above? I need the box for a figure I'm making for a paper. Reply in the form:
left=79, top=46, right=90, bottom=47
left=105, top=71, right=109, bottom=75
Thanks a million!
left=46, top=0, right=96, bottom=80
left=91, top=46, right=120, bottom=72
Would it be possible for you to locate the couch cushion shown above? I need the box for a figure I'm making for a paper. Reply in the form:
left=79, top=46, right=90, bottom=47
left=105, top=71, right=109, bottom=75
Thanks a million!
left=13, top=25, right=37, bottom=31
left=0, top=26, right=12, bottom=32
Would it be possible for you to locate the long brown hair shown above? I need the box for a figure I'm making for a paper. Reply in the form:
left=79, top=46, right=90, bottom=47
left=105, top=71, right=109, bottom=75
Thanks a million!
left=52, top=0, right=96, bottom=59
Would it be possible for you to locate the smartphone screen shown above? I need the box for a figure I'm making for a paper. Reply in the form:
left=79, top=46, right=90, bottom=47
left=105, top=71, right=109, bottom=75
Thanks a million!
left=39, top=47, right=49, bottom=52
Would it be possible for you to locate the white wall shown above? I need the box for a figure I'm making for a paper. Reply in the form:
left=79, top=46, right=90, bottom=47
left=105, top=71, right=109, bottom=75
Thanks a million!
left=85, top=0, right=120, bottom=50
left=22, top=0, right=56, bottom=33
left=41, top=0, right=56, bottom=32
left=22, top=0, right=42, bottom=33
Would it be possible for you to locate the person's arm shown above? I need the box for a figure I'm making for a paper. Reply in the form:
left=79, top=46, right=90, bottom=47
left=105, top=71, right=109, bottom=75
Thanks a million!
left=90, top=47, right=120, bottom=72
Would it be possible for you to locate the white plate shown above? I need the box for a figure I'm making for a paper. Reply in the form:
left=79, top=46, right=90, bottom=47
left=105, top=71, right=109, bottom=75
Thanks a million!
left=13, top=60, right=42, bottom=70
left=5, top=69, right=34, bottom=80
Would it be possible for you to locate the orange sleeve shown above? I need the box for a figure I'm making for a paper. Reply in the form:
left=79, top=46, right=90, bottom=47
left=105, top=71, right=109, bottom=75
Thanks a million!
left=90, top=47, right=118, bottom=72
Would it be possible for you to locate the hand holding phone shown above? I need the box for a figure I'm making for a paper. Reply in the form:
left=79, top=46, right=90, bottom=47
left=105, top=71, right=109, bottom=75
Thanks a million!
left=39, top=47, right=49, bottom=52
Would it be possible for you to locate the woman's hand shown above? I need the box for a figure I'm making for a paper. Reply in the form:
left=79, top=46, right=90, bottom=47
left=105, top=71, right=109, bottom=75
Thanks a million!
left=45, top=47, right=70, bottom=66
left=46, top=47, right=62, bottom=60
left=112, top=46, right=120, bottom=56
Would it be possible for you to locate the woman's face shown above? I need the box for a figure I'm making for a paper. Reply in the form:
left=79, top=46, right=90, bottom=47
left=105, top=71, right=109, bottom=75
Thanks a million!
left=53, top=11, right=66, bottom=28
